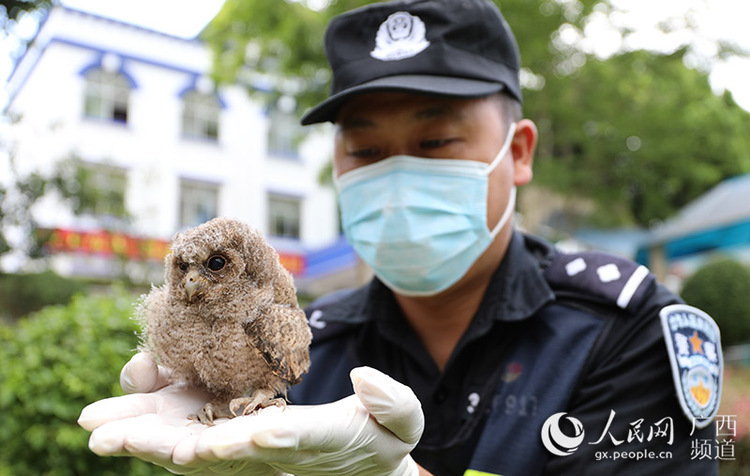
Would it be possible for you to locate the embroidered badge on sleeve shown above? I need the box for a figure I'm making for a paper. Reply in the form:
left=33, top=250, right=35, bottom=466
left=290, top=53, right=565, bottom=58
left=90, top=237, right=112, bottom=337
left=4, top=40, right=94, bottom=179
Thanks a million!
left=659, top=304, right=723, bottom=428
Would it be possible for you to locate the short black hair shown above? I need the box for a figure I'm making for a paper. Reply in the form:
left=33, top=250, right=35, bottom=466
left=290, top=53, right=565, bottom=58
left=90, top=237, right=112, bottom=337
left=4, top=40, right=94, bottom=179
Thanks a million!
left=494, top=92, right=522, bottom=128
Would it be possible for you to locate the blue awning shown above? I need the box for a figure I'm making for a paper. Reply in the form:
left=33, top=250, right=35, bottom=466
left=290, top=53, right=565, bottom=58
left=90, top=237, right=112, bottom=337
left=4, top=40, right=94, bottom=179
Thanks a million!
left=637, top=174, right=750, bottom=264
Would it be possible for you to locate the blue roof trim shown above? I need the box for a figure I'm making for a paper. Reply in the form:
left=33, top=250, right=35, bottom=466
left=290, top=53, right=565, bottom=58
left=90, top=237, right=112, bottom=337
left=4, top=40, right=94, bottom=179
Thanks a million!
left=6, top=7, right=270, bottom=110
left=52, top=37, right=205, bottom=76
left=5, top=44, right=45, bottom=110
left=637, top=219, right=750, bottom=264
left=5, top=35, right=208, bottom=109
left=77, top=53, right=139, bottom=89
left=6, top=6, right=54, bottom=85
left=177, top=75, right=228, bottom=109
left=5, top=4, right=205, bottom=106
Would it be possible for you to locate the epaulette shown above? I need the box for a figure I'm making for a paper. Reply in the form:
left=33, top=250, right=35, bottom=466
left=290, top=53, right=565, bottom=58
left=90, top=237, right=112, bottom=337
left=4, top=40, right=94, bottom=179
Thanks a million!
left=543, top=250, right=655, bottom=314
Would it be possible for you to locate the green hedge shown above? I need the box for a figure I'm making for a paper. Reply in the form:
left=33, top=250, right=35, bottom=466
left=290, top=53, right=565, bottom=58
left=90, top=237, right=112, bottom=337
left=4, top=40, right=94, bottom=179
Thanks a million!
left=0, top=289, right=168, bottom=475
left=681, top=259, right=750, bottom=347
left=2, top=284, right=749, bottom=474
left=0, top=271, right=88, bottom=321
left=719, top=437, right=750, bottom=475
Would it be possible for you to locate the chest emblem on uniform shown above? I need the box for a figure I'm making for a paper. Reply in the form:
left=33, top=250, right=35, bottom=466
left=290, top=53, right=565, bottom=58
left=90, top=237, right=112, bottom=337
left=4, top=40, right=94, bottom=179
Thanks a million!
left=659, top=304, right=723, bottom=428
left=370, top=11, right=430, bottom=61
left=502, top=362, right=523, bottom=383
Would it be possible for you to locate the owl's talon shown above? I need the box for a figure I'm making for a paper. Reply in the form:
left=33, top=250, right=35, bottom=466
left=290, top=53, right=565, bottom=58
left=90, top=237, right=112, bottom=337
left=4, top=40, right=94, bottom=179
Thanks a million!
left=188, top=405, right=215, bottom=426
left=229, top=397, right=251, bottom=417
left=229, top=390, right=286, bottom=417
left=189, top=402, right=233, bottom=425
left=243, top=397, right=286, bottom=415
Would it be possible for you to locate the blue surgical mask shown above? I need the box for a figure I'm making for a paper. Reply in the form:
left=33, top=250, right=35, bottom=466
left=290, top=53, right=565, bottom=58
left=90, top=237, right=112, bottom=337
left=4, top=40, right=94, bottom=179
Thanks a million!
left=336, top=123, right=517, bottom=296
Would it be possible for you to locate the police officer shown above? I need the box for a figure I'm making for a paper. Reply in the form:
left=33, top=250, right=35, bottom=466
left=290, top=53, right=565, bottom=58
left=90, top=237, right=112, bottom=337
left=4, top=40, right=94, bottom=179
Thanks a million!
left=79, top=1, right=722, bottom=475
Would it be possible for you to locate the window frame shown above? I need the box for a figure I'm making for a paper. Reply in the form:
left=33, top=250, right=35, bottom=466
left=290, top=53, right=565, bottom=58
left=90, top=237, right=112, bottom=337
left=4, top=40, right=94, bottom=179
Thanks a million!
left=83, top=68, right=131, bottom=124
left=267, top=193, right=302, bottom=240
left=178, top=179, right=220, bottom=230
left=181, top=90, right=221, bottom=142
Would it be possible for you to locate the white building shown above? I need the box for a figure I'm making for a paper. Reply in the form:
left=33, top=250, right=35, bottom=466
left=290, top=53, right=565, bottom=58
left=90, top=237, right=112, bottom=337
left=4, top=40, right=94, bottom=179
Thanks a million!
left=3, top=6, right=361, bottom=294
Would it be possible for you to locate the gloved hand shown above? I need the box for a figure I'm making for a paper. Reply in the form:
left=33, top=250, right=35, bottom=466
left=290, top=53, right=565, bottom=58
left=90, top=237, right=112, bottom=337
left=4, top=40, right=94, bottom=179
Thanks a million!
left=79, top=353, right=280, bottom=475
left=118, top=351, right=171, bottom=394
left=79, top=353, right=424, bottom=476
left=196, top=365, right=424, bottom=476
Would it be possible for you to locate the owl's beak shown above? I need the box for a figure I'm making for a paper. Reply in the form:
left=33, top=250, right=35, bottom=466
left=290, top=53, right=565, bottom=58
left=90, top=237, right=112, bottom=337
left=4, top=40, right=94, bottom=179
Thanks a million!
left=184, top=270, right=205, bottom=301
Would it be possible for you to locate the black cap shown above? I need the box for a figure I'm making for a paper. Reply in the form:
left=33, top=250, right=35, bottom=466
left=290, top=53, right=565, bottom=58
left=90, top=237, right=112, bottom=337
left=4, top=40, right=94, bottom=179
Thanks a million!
left=301, top=0, right=521, bottom=125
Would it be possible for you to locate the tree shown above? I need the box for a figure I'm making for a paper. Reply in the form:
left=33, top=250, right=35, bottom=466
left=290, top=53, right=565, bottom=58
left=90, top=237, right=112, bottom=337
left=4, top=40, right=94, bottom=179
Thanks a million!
left=530, top=49, right=750, bottom=227
left=202, top=0, right=750, bottom=228
left=0, top=152, right=129, bottom=269
left=201, top=0, right=599, bottom=114
left=0, top=163, right=48, bottom=263
left=0, top=0, right=53, bottom=27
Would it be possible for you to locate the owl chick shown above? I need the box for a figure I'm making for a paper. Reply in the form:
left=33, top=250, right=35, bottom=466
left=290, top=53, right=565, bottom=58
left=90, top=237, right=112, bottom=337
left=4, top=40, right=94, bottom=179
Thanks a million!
left=137, top=217, right=311, bottom=425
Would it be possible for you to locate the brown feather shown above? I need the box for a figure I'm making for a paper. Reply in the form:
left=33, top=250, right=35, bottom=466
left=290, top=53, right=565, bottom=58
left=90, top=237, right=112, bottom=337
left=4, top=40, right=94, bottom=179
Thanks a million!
left=136, top=217, right=312, bottom=410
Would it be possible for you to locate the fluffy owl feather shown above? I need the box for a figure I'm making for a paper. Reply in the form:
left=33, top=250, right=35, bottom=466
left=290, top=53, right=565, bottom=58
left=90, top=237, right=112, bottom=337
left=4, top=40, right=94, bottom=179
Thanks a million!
left=136, top=217, right=312, bottom=424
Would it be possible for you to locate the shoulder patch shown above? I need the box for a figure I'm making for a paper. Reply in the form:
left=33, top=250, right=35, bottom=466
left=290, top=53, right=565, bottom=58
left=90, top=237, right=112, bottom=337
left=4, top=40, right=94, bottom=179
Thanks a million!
left=659, top=304, right=723, bottom=428
left=544, top=251, right=654, bottom=312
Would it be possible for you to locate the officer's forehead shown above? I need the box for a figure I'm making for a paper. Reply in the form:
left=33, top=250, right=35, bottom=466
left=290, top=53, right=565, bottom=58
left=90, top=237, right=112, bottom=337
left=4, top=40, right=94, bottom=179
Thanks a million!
left=335, top=92, right=494, bottom=129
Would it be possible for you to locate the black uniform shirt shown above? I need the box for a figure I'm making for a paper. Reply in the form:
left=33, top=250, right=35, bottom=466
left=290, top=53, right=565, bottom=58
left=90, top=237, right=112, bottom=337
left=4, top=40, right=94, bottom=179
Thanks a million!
left=292, top=232, right=720, bottom=475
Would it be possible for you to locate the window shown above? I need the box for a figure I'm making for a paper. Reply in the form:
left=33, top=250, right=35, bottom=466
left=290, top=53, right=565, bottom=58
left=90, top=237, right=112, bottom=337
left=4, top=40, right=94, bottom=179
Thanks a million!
left=84, top=164, right=128, bottom=217
left=58, top=161, right=129, bottom=224
left=83, top=69, right=131, bottom=123
left=181, top=90, right=221, bottom=140
left=268, top=193, right=301, bottom=239
left=267, top=98, right=301, bottom=158
left=179, top=180, right=219, bottom=229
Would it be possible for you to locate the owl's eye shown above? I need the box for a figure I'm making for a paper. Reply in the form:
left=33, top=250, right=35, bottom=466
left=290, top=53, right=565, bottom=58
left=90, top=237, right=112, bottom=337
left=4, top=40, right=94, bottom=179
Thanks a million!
left=178, top=262, right=188, bottom=272
left=207, top=255, right=226, bottom=272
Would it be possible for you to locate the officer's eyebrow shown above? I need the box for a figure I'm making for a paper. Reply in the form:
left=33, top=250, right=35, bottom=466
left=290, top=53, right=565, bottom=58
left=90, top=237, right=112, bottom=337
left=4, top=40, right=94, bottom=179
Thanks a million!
left=337, top=103, right=463, bottom=131
left=413, top=104, right=463, bottom=121
left=337, top=116, right=374, bottom=131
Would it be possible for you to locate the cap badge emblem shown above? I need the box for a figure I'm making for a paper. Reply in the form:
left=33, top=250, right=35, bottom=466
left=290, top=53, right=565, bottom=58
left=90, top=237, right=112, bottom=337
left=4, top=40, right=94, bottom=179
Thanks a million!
left=370, top=11, right=430, bottom=61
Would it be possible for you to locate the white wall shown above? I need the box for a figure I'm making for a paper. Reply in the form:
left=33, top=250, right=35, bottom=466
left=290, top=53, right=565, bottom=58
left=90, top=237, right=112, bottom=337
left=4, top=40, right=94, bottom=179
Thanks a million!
left=4, top=6, right=339, bottom=249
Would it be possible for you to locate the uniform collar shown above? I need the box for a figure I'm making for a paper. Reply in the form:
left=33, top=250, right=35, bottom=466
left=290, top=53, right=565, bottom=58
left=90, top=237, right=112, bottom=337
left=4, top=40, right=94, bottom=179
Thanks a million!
left=316, top=231, right=556, bottom=325
left=478, top=231, right=556, bottom=322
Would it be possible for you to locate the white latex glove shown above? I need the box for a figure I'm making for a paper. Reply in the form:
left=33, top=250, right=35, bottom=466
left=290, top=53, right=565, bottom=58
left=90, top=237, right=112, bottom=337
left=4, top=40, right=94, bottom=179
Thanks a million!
left=196, top=365, right=424, bottom=476
left=119, top=351, right=172, bottom=394
left=79, top=353, right=424, bottom=476
left=80, top=355, right=280, bottom=475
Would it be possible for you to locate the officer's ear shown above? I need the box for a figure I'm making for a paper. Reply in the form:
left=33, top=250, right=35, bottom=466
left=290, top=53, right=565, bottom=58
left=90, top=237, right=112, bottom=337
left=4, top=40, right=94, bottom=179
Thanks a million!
left=511, top=119, right=537, bottom=186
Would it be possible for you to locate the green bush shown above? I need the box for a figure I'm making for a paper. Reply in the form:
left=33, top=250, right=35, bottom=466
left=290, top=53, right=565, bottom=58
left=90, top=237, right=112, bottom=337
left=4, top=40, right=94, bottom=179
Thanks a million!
left=719, top=437, right=750, bottom=476
left=681, top=258, right=750, bottom=346
left=0, top=271, right=88, bottom=321
left=0, top=288, right=168, bottom=475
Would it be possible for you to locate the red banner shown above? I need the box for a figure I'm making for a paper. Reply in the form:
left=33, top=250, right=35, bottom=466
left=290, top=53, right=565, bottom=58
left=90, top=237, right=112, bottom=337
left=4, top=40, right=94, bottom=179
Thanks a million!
left=43, top=228, right=171, bottom=262
left=278, top=253, right=306, bottom=276
left=41, top=228, right=306, bottom=275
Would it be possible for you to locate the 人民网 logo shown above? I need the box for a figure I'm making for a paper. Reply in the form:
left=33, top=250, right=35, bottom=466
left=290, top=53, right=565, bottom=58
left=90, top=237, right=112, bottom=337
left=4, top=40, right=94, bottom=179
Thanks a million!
left=660, top=304, right=723, bottom=429
left=370, top=11, right=430, bottom=61
left=540, top=412, right=585, bottom=456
